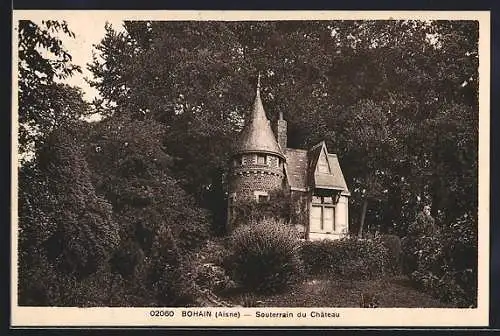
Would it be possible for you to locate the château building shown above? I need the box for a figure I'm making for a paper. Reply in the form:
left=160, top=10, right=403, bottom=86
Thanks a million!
left=227, top=78, right=350, bottom=240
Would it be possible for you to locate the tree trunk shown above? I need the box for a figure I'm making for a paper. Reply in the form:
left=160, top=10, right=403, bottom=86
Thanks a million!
left=358, top=198, right=368, bottom=238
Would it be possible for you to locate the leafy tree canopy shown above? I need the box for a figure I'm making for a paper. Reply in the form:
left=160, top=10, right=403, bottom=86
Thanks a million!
left=18, top=20, right=88, bottom=162
left=88, top=20, right=478, bottom=234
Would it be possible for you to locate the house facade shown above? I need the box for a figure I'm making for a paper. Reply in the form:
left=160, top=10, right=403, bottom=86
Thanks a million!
left=227, top=79, right=350, bottom=240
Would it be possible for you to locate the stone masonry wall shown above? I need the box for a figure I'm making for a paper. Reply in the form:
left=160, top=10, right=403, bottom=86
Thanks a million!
left=229, top=169, right=284, bottom=202
left=227, top=153, right=285, bottom=231
left=229, top=153, right=284, bottom=199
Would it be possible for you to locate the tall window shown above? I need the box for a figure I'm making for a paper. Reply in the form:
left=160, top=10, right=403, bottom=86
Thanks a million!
left=310, top=196, right=335, bottom=233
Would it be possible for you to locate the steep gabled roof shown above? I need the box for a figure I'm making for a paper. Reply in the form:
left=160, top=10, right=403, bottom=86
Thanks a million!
left=327, top=154, right=351, bottom=196
left=307, top=141, right=350, bottom=195
left=284, top=142, right=350, bottom=196
left=232, top=80, right=285, bottom=160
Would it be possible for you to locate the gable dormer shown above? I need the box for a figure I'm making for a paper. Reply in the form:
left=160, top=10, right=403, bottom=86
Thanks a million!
left=316, top=146, right=331, bottom=174
left=308, top=141, right=349, bottom=195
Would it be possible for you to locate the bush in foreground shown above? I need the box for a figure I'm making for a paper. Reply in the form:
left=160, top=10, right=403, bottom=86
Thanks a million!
left=187, top=239, right=236, bottom=295
left=300, top=237, right=391, bottom=280
left=377, top=234, right=403, bottom=275
left=225, top=218, right=304, bottom=294
left=401, top=213, right=477, bottom=307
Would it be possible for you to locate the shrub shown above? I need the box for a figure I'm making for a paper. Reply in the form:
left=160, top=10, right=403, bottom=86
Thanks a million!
left=300, top=240, right=337, bottom=275
left=401, top=213, right=477, bottom=307
left=146, top=226, right=200, bottom=307
left=225, top=218, right=304, bottom=294
left=110, top=238, right=145, bottom=280
left=193, top=263, right=236, bottom=293
left=376, top=234, right=403, bottom=275
left=195, top=238, right=230, bottom=266
left=179, top=239, right=237, bottom=305
left=300, top=237, right=391, bottom=280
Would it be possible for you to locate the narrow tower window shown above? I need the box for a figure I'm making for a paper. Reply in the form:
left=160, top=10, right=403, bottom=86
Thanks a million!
left=256, top=154, right=267, bottom=165
left=254, top=191, right=270, bottom=203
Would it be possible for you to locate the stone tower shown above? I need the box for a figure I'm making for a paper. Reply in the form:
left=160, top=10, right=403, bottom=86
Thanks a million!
left=227, top=76, right=286, bottom=230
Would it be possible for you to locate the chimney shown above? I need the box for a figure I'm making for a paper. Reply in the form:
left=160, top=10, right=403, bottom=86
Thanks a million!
left=276, top=111, right=287, bottom=150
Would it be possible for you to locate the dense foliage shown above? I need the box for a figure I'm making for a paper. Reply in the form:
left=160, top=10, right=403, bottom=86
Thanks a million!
left=230, top=190, right=293, bottom=228
left=225, top=218, right=304, bottom=294
left=300, top=237, right=393, bottom=280
left=18, top=123, right=120, bottom=305
left=87, top=20, right=478, bottom=237
left=82, top=115, right=211, bottom=306
left=377, top=234, right=403, bottom=275
left=17, top=19, right=479, bottom=307
left=18, top=20, right=88, bottom=162
left=183, top=239, right=237, bottom=299
left=401, top=213, right=477, bottom=307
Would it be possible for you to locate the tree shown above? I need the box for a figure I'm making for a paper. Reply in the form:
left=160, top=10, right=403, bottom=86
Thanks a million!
left=18, top=20, right=86, bottom=161
left=88, top=19, right=479, bottom=236
left=87, top=22, right=143, bottom=116
left=18, top=122, right=121, bottom=305
left=82, top=114, right=211, bottom=305
left=88, top=21, right=253, bottom=234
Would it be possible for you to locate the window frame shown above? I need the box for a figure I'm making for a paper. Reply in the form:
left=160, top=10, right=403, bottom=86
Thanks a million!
left=310, top=196, right=336, bottom=233
left=254, top=190, right=269, bottom=203
left=256, top=154, right=267, bottom=165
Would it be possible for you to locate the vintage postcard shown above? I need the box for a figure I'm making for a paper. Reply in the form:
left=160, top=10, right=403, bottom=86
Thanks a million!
left=11, top=10, right=490, bottom=327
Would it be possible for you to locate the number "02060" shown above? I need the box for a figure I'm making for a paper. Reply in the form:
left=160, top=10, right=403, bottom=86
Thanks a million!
left=150, top=310, right=175, bottom=317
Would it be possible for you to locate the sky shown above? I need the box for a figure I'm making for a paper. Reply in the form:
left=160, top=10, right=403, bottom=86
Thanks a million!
left=50, top=17, right=125, bottom=102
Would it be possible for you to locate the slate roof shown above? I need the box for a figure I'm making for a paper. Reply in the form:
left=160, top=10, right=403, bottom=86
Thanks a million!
left=230, top=79, right=349, bottom=196
left=284, top=148, right=308, bottom=190
left=232, top=85, right=285, bottom=160
left=285, top=141, right=350, bottom=196
left=327, top=154, right=351, bottom=196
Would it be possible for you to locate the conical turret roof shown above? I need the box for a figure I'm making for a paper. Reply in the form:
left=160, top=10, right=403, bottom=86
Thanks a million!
left=233, top=78, right=286, bottom=160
